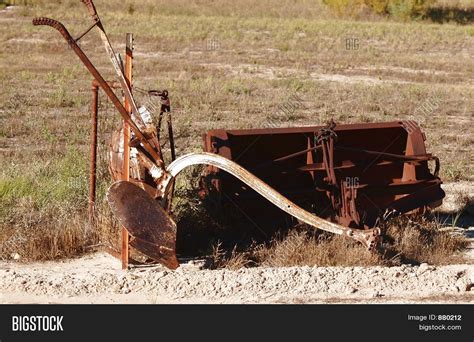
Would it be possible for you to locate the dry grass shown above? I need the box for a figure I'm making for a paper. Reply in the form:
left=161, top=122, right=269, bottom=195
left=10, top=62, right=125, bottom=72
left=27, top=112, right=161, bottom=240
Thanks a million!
left=254, top=230, right=382, bottom=267
left=208, top=242, right=255, bottom=270
left=0, top=197, right=119, bottom=261
left=0, top=0, right=472, bottom=264
left=207, top=216, right=468, bottom=269
left=0, top=210, right=94, bottom=261
left=381, top=216, right=469, bottom=265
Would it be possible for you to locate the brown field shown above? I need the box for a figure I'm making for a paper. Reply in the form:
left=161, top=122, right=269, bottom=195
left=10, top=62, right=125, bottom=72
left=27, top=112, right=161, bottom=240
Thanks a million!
left=0, top=0, right=472, bottom=266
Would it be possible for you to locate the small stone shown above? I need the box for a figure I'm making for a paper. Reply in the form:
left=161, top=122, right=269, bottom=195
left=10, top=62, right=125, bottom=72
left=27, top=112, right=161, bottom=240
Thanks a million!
left=417, top=263, right=431, bottom=275
left=450, top=285, right=460, bottom=293
left=347, top=287, right=357, bottom=294
left=371, top=291, right=384, bottom=298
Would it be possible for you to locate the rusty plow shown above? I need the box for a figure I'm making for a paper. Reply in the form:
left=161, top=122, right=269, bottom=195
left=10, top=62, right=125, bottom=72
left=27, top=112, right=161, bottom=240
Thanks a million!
left=33, top=0, right=444, bottom=270
left=107, top=153, right=381, bottom=268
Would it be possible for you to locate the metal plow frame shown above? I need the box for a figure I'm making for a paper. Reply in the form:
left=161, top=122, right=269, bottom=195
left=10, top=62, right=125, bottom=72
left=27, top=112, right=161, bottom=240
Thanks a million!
left=161, top=153, right=381, bottom=250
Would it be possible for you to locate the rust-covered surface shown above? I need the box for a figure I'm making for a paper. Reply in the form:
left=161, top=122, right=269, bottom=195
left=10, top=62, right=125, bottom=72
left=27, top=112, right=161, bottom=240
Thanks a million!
left=201, top=121, right=445, bottom=230
left=107, top=181, right=179, bottom=269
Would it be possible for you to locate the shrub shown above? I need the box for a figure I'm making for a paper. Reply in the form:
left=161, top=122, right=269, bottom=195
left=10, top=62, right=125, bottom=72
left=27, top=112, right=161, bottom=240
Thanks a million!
left=386, top=0, right=436, bottom=20
left=323, top=0, right=436, bottom=20
left=322, top=0, right=365, bottom=17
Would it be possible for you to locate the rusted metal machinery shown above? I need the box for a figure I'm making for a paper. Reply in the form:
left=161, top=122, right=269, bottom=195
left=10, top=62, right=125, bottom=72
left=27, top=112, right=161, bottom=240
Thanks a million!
left=33, top=0, right=445, bottom=270
left=201, top=121, right=445, bottom=231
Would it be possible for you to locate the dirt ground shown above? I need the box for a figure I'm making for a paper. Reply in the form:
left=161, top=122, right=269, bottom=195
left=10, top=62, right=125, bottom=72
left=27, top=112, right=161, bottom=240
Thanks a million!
left=0, top=251, right=473, bottom=304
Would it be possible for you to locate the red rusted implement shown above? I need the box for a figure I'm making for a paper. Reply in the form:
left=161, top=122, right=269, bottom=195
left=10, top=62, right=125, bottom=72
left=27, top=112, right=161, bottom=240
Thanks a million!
left=33, top=1, right=445, bottom=270
left=201, top=121, right=445, bottom=230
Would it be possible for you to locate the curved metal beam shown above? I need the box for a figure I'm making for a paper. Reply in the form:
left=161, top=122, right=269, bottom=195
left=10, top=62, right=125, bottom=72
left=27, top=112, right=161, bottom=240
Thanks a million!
left=163, top=153, right=380, bottom=250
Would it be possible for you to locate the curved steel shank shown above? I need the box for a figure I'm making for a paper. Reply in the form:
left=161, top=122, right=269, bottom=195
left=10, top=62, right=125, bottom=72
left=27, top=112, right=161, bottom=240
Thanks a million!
left=160, top=153, right=380, bottom=250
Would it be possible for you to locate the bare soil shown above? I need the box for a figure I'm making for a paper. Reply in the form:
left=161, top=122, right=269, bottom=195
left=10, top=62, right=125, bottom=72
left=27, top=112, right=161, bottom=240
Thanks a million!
left=1, top=252, right=473, bottom=304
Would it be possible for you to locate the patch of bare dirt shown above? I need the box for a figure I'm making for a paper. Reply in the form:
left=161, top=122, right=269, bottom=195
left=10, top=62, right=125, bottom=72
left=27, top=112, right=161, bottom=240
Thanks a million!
left=437, top=182, right=474, bottom=215
left=0, top=252, right=472, bottom=304
left=198, top=62, right=471, bottom=86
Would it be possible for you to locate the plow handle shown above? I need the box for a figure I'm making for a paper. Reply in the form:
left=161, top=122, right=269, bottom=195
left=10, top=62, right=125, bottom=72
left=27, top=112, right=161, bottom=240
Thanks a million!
left=32, top=17, right=73, bottom=44
left=32, top=17, right=161, bottom=164
left=80, top=0, right=98, bottom=18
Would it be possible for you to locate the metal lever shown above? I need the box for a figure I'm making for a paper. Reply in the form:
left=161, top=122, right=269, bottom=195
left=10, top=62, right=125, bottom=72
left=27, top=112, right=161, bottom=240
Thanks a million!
left=32, top=17, right=161, bottom=164
left=32, top=17, right=74, bottom=44
left=80, top=0, right=99, bottom=19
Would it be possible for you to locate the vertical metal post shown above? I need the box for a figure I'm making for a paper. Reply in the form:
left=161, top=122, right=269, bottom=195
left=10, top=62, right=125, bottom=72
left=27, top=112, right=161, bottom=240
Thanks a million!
left=165, top=114, right=176, bottom=213
left=89, top=83, right=99, bottom=225
left=121, top=33, right=133, bottom=270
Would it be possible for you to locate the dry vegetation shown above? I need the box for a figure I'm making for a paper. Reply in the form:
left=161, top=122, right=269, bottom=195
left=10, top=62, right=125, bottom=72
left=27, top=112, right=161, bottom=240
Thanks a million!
left=0, top=0, right=472, bottom=265
left=207, top=216, right=468, bottom=269
left=323, top=0, right=474, bottom=23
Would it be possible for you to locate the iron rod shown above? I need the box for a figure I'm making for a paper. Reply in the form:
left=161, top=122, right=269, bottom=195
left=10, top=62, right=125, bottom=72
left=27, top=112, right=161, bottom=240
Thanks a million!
left=121, top=33, right=133, bottom=270
left=88, top=83, right=99, bottom=225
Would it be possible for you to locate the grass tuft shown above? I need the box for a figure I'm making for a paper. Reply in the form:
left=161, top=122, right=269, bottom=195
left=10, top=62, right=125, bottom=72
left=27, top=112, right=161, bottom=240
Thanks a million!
left=207, top=216, right=468, bottom=269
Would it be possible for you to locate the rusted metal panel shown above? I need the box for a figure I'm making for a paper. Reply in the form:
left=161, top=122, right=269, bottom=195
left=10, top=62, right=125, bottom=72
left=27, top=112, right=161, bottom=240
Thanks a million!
left=201, top=121, right=445, bottom=229
left=107, top=181, right=179, bottom=269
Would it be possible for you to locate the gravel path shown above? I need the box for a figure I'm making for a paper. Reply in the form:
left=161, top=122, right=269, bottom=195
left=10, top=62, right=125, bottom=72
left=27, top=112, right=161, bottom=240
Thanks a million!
left=0, top=253, right=473, bottom=304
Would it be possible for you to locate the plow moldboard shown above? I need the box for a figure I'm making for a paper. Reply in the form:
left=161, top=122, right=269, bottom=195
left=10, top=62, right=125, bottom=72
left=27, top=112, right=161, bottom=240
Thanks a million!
left=107, top=181, right=179, bottom=269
